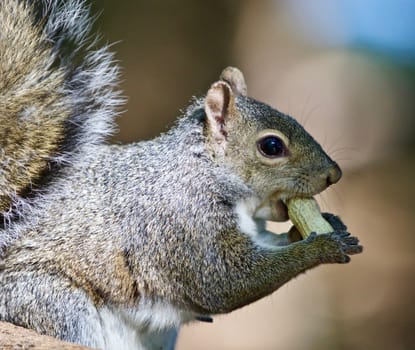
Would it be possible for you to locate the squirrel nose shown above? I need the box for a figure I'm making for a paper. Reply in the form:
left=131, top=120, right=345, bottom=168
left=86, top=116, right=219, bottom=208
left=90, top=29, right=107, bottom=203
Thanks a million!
left=326, top=163, right=342, bottom=186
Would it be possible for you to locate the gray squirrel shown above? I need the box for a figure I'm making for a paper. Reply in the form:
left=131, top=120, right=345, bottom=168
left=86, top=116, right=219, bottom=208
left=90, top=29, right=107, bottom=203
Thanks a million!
left=0, top=0, right=363, bottom=349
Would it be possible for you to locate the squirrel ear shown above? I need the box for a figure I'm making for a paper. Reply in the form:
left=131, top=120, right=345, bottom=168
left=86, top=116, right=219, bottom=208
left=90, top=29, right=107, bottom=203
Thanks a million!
left=219, top=66, right=247, bottom=96
left=204, top=81, right=235, bottom=144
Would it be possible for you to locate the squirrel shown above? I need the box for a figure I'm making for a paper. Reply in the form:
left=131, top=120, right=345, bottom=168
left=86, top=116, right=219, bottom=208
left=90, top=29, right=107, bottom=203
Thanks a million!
left=0, top=0, right=363, bottom=349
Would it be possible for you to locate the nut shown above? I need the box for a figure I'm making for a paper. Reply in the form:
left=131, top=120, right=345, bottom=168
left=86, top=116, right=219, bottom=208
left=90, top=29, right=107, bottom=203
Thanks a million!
left=286, top=198, right=333, bottom=238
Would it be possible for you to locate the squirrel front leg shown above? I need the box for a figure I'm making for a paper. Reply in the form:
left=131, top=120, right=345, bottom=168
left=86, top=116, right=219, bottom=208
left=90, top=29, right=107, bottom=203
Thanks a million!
left=193, top=228, right=362, bottom=314
left=254, top=213, right=346, bottom=247
left=254, top=219, right=303, bottom=246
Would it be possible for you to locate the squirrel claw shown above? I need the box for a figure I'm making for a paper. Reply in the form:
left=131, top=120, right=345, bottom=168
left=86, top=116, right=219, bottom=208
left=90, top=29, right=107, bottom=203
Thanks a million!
left=311, top=231, right=363, bottom=264
left=322, top=213, right=348, bottom=231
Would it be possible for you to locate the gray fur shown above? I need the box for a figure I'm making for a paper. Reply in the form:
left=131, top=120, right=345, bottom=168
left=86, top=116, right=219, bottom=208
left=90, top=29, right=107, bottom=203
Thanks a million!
left=0, top=1, right=363, bottom=349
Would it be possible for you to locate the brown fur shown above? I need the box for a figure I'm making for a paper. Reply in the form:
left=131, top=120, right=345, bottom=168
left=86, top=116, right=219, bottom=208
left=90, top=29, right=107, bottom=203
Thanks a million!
left=0, top=1, right=69, bottom=212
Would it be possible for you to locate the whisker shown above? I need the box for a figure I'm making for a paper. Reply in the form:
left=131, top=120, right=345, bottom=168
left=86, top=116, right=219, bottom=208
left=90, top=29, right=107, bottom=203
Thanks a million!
left=302, top=104, right=321, bottom=129
left=299, top=92, right=312, bottom=126
left=316, top=192, right=331, bottom=213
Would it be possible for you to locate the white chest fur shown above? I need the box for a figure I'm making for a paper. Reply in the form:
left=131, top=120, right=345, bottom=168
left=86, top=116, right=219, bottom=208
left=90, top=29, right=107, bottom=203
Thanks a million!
left=234, top=197, right=286, bottom=248
left=87, top=300, right=194, bottom=350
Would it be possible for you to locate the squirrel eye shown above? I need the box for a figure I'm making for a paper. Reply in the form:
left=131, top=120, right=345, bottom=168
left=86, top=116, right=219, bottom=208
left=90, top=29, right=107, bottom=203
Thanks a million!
left=257, top=135, right=286, bottom=158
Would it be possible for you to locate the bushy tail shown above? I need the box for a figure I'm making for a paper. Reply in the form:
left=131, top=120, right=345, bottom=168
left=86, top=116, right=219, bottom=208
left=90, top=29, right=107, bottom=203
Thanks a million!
left=0, top=0, right=123, bottom=225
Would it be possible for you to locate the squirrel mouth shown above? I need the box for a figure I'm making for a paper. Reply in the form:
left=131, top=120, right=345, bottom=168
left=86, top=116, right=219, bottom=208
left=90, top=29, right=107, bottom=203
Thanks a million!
left=254, top=195, right=289, bottom=222
left=273, top=199, right=289, bottom=221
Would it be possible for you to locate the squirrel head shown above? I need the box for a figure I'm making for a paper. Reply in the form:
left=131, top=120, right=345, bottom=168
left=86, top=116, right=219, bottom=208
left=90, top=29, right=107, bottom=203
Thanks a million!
left=204, top=67, right=341, bottom=221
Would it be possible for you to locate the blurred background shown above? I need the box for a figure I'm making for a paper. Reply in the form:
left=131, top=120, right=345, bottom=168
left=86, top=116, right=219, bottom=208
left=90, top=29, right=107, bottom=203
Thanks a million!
left=90, top=0, right=415, bottom=349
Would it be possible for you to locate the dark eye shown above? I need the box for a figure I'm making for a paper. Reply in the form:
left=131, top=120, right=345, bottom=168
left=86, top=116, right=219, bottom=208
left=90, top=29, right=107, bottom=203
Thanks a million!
left=257, top=136, right=286, bottom=158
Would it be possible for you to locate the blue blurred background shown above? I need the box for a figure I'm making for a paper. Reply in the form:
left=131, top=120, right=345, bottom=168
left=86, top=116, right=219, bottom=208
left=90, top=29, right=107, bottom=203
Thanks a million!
left=284, top=0, right=415, bottom=65
left=91, top=1, right=415, bottom=349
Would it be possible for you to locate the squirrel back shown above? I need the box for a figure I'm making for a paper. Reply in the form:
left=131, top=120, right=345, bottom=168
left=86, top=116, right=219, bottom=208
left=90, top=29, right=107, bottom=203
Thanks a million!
left=0, top=0, right=122, bottom=229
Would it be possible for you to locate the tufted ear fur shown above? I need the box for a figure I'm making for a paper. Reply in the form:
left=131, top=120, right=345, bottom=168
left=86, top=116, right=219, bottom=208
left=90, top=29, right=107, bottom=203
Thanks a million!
left=204, top=81, right=235, bottom=147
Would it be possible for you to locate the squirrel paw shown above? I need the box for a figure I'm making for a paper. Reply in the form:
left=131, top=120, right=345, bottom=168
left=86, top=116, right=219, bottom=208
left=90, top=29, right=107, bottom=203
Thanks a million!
left=307, top=231, right=363, bottom=264
left=322, top=212, right=347, bottom=231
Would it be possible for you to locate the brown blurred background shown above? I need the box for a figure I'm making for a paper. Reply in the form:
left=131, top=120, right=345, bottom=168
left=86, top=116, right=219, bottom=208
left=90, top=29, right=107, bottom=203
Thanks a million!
left=90, top=1, right=415, bottom=349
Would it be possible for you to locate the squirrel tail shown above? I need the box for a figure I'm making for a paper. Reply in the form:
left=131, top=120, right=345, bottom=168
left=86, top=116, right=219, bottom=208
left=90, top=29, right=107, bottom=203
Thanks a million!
left=0, top=0, right=123, bottom=225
